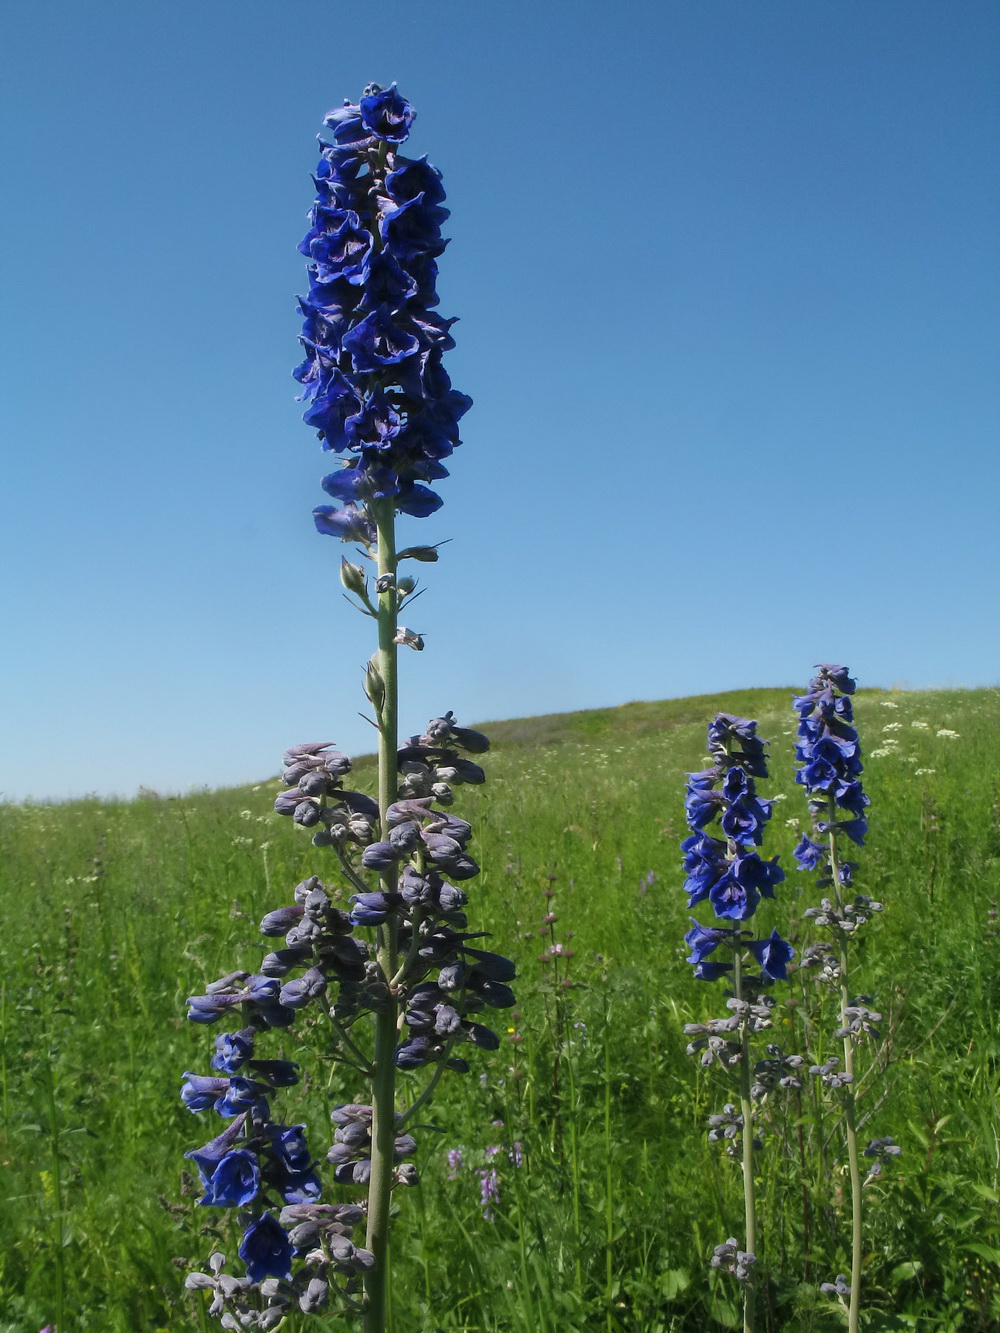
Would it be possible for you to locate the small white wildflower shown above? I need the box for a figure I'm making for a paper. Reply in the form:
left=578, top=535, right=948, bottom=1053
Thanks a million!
left=771, top=793, right=786, bottom=802
left=239, top=809, right=253, bottom=820
left=882, top=723, right=903, bottom=732
left=251, top=784, right=262, bottom=791
left=936, top=729, right=960, bottom=739
left=910, top=721, right=930, bottom=730
left=880, top=700, right=899, bottom=708
left=914, top=768, right=936, bottom=776
left=868, top=746, right=896, bottom=759
left=785, top=817, right=801, bottom=829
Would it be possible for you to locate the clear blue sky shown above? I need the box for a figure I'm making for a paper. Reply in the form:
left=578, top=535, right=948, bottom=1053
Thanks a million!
left=2, top=0, right=997, bottom=800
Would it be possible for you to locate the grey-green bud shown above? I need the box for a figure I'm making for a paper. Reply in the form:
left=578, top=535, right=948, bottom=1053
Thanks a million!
left=340, top=559, right=367, bottom=596
left=365, top=656, right=386, bottom=712
left=398, top=546, right=439, bottom=563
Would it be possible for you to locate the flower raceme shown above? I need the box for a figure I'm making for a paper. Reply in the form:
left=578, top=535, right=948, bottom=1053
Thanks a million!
left=792, top=664, right=870, bottom=855
left=681, top=716, right=786, bottom=931
left=679, top=713, right=796, bottom=1325
left=180, top=714, right=514, bottom=1325
left=295, top=83, right=471, bottom=534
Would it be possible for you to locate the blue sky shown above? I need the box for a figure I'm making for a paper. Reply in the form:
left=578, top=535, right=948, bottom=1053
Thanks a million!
left=2, top=0, right=997, bottom=800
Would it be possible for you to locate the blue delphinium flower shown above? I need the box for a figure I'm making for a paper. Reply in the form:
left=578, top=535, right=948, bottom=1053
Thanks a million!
left=679, top=713, right=796, bottom=1328
left=295, top=83, right=470, bottom=536
left=793, top=665, right=895, bottom=1332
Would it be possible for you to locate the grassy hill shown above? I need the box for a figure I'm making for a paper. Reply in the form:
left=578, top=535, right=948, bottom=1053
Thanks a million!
left=1, top=686, right=998, bottom=1331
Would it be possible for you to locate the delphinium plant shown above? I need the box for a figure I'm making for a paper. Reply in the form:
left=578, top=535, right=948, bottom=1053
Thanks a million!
left=680, top=714, right=798, bottom=1333
left=791, top=665, right=898, bottom=1329
left=179, top=83, right=516, bottom=1332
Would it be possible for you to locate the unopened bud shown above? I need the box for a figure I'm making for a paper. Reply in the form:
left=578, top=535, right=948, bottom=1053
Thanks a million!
left=394, top=627, right=424, bottom=651
left=364, top=657, right=386, bottom=712
left=397, top=575, right=417, bottom=595
left=375, top=574, right=395, bottom=594
left=340, top=559, right=367, bottom=596
left=398, top=545, right=439, bottom=563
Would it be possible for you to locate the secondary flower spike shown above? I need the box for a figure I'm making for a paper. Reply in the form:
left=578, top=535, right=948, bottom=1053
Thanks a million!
left=295, top=83, right=471, bottom=533
left=678, top=713, right=796, bottom=1333
left=793, top=665, right=892, bottom=1333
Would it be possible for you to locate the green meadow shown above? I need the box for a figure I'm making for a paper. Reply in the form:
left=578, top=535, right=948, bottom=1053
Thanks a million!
left=1, top=686, right=998, bottom=1332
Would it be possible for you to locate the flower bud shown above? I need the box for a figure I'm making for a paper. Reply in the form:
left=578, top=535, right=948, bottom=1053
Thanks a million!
left=365, top=656, right=386, bottom=712
left=398, top=545, right=439, bottom=562
left=340, top=559, right=367, bottom=596
left=394, top=626, right=424, bottom=651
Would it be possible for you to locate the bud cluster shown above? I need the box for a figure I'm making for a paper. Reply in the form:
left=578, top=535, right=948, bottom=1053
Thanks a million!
left=182, top=710, right=514, bottom=1321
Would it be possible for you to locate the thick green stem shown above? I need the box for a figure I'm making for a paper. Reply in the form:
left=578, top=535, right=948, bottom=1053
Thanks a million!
left=733, top=949, right=756, bottom=1333
left=363, top=497, right=400, bottom=1333
left=828, top=798, right=862, bottom=1333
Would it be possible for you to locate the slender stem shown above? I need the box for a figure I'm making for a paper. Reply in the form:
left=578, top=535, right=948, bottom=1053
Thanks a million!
left=43, top=1054, right=65, bottom=1333
left=604, top=1009, right=614, bottom=1333
left=399, top=1048, right=451, bottom=1126
left=327, top=1011, right=375, bottom=1076
left=827, top=798, right=862, bottom=1333
left=389, top=906, right=424, bottom=989
left=334, top=844, right=374, bottom=898
left=363, top=497, right=400, bottom=1333
left=733, top=949, right=756, bottom=1333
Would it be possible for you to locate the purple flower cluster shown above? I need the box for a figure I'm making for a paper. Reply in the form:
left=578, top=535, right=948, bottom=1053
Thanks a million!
left=182, top=711, right=514, bottom=1322
left=681, top=713, right=790, bottom=977
left=294, top=83, right=471, bottom=533
left=180, top=870, right=377, bottom=1321
left=360, top=713, right=516, bottom=1072
left=793, top=664, right=870, bottom=859
left=328, top=1104, right=417, bottom=1186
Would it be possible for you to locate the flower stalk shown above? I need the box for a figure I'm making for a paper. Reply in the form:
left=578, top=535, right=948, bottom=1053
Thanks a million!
left=178, top=84, right=515, bottom=1333
left=364, top=498, right=400, bottom=1331
left=680, top=713, right=797, bottom=1332
left=792, top=665, right=898, bottom=1327
left=827, top=796, right=863, bottom=1333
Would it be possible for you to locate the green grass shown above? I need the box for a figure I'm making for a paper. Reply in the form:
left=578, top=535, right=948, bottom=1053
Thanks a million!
left=1, top=685, right=999, bottom=1331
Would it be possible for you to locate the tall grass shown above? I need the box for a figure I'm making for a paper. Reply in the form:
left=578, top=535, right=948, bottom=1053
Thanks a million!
left=1, top=686, right=998, bottom=1331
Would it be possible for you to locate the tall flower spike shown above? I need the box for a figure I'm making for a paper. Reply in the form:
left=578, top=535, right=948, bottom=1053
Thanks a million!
left=679, top=713, right=794, bottom=1333
left=793, top=666, right=893, bottom=1333
left=181, top=87, right=514, bottom=1333
left=296, top=84, right=471, bottom=534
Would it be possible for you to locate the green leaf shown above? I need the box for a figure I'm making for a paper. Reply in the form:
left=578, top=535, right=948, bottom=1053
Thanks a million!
left=890, top=1260, right=922, bottom=1284
left=963, top=1242, right=1000, bottom=1265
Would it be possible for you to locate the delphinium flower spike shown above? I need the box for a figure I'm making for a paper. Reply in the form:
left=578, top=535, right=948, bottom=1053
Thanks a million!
left=180, top=85, right=515, bottom=1333
left=792, top=665, right=896, bottom=1330
left=680, top=714, right=796, bottom=1333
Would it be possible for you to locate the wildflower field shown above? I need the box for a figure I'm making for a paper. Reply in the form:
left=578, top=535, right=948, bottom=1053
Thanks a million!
left=1, top=684, right=998, bottom=1333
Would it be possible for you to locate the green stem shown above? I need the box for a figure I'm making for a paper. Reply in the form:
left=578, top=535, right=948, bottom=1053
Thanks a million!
left=363, top=497, right=400, bottom=1333
left=43, top=1054, right=65, bottom=1333
left=604, top=1009, right=614, bottom=1333
left=399, top=1047, right=451, bottom=1127
left=327, top=1011, right=375, bottom=1076
left=733, top=949, right=756, bottom=1333
left=828, top=798, right=862, bottom=1333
